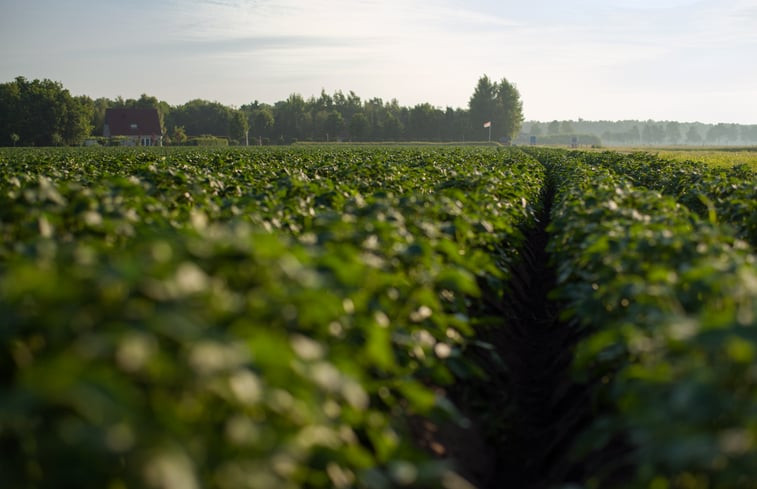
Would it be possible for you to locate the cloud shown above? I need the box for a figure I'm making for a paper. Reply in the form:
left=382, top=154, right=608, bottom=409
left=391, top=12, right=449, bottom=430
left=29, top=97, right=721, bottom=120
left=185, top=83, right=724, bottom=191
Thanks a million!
left=168, top=0, right=520, bottom=43
left=2, top=0, right=756, bottom=122
left=161, top=35, right=370, bottom=56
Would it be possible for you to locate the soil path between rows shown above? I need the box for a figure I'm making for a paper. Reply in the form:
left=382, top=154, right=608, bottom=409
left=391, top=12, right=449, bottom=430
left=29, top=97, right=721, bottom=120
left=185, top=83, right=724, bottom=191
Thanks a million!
left=487, top=186, right=591, bottom=488
left=435, top=184, right=595, bottom=488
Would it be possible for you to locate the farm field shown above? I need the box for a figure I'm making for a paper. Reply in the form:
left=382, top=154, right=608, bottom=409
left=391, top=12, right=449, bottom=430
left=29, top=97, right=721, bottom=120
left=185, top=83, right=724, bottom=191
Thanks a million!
left=653, top=149, right=757, bottom=170
left=1, top=146, right=755, bottom=489
left=604, top=147, right=757, bottom=170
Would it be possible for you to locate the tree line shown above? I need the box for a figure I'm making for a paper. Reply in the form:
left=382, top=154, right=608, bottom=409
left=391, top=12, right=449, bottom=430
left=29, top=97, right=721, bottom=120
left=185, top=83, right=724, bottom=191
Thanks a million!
left=0, top=77, right=92, bottom=146
left=0, top=75, right=523, bottom=147
left=4, top=75, right=755, bottom=147
left=519, top=119, right=757, bottom=146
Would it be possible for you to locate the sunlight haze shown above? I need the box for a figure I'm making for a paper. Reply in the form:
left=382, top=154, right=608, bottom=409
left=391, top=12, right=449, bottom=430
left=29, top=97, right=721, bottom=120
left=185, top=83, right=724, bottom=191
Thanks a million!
left=2, top=0, right=755, bottom=123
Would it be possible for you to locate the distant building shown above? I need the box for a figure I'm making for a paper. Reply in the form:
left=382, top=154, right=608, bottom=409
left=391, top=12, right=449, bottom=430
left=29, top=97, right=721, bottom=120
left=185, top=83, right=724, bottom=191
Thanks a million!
left=103, top=108, right=163, bottom=146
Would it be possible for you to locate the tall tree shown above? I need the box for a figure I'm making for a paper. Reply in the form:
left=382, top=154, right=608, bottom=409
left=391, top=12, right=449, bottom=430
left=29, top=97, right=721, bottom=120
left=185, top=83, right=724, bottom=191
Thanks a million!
left=722, top=123, right=739, bottom=144
left=0, top=76, right=91, bottom=146
left=349, top=112, right=369, bottom=141
left=468, top=75, right=524, bottom=143
left=228, top=110, right=249, bottom=144
left=167, top=99, right=233, bottom=138
left=324, top=110, right=345, bottom=141
left=705, top=124, right=727, bottom=144
left=333, top=90, right=362, bottom=122
left=408, top=103, right=444, bottom=141
left=665, top=121, right=682, bottom=144
left=170, top=125, right=187, bottom=145
left=382, top=113, right=402, bottom=141
left=273, top=94, right=307, bottom=142
left=363, top=97, right=385, bottom=141
left=685, top=125, right=702, bottom=145
left=494, top=77, right=524, bottom=142
left=89, top=97, right=111, bottom=136
left=468, top=75, right=498, bottom=139
left=740, top=125, right=757, bottom=144
left=242, top=102, right=275, bottom=143
left=642, top=122, right=665, bottom=145
left=442, top=107, right=471, bottom=141
left=560, top=120, right=575, bottom=134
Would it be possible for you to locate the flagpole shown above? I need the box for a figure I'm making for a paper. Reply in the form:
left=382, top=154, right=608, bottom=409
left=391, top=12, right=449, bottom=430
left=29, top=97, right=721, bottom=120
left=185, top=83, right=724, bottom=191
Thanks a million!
left=488, top=125, right=491, bottom=142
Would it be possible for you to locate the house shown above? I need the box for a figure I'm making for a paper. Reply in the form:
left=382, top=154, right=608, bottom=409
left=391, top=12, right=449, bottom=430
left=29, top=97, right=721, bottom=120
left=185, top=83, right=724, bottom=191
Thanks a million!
left=103, top=108, right=163, bottom=146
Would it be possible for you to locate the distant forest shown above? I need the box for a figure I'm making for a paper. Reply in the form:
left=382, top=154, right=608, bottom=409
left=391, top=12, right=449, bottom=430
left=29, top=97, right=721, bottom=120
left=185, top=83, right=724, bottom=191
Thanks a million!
left=518, top=120, right=757, bottom=147
left=2, top=76, right=756, bottom=146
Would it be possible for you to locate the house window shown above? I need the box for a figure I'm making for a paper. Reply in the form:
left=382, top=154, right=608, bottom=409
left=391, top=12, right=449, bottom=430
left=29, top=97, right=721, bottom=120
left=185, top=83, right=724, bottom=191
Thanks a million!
left=141, top=137, right=152, bottom=146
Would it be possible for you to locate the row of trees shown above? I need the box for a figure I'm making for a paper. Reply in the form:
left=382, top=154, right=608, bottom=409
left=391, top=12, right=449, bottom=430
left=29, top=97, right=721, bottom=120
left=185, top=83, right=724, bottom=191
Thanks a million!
left=0, top=75, right=524, bottom=146
left=9, top=75, right=756, bottom=147
left=0, top=77, right=92, bottom=146
left=520, top=119, right=757, bottom=146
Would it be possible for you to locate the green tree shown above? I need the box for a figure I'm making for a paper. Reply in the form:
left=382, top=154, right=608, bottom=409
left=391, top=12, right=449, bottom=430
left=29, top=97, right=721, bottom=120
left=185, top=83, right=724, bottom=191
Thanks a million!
left=443, top=107, right=470, bottom=141
left=311, top=110, right=329, bottom=140
left=740, top=125, right=757, bottom=144
left=62, top=95, right=93, bottom=144
left=723, top=123, right=739, bottom=144
left=89, top=97, right=111, bottom=136
left=228, top=110, right=249, bottom=144
left=308, top=91, right=337, bottom=139
left=408, top=103, right=443, bottom=141
left=349, top=113, right=369, bottom=141
left=642, top=122, right=665, bottom=145
left=382, top=113, right=402, bottom=141
left=170, top=125, right=187, bottom=145
left=0, top=76, right=92, bottom=146
left=705, top=124, right=726, bottom=144
left=685, top=125, right=702, bottom=145
left=325, top=110, right=345, bottom=141
left=383, top=99, right=405, bottom=140
left=244, top=104, right=275, bottom=143
left=362, top=97, right=385, bottom=141
left=665, top=121, right=682, bottom=144
left=273, top=94, right=308, bottom=142
left=333, top=90, right=362, bottom=122
left=494, top=77, right=524, bottom=142
left=468, top=75, right=524, bottom=143
left=468, top=75, right=498, bottom=139
left=167, top=99, right=232, bottom=138
left=315, top=90, right=334, bottom=112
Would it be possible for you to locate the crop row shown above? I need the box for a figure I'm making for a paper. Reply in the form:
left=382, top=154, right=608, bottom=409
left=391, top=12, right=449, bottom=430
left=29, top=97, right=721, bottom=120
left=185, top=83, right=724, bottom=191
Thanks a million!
left=575, top=150, right=756, bottom=247
left=0, top=147, right=545, bottom=488
left=535, top=149, right=757, bottom=488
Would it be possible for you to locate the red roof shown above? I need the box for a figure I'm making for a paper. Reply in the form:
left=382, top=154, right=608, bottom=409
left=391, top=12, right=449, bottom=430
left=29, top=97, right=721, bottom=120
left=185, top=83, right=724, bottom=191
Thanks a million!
left=104, top=108, right=162, bottom=136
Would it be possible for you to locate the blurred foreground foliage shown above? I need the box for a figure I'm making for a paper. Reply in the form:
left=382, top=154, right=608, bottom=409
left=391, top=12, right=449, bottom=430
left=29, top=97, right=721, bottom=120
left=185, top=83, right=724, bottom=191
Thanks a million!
left=0, top=146, right=544, bottom=488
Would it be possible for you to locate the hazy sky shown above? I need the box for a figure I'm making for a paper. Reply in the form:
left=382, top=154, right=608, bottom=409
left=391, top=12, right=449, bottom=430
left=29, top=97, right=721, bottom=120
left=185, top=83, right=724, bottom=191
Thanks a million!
left=2, top=0, right=756, bottom=123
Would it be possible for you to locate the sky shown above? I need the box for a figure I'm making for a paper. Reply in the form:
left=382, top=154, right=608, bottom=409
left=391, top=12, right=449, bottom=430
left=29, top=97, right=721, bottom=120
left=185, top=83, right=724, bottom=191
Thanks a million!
left=1, top=0, right=756, bottom=123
